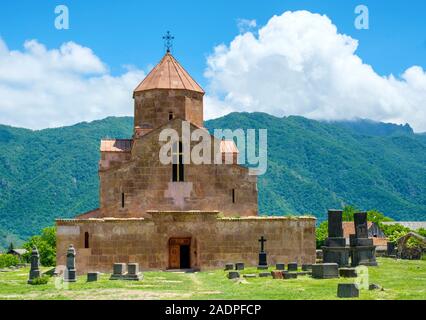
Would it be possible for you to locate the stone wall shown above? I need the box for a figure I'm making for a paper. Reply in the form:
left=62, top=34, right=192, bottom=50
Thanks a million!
left=134, top=89, right=204, bottom=129
left=56, top=212, right=316, bottom=274
left=99, top=119, right=258, bottom=218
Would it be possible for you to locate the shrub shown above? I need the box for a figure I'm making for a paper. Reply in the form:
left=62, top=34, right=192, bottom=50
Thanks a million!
left=29, top=276, right=49, bottom=285
left=23, top=226, right=56, bottom=267
left=316, top=221, right=328, bottom=249
left=0, top=254, right=20, bottom=268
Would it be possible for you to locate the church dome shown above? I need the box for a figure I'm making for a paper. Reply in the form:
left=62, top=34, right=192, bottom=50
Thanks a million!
left=134, top=52, right=204, bottom=94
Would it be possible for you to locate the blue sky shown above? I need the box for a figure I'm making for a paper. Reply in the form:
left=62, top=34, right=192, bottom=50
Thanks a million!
left=1, top=0, right=425, bottom=85
left=1, top=1, right=426, bottom=131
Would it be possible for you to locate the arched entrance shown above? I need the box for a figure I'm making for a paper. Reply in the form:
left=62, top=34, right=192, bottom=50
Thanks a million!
left=169, top=237, right=191, bottom=269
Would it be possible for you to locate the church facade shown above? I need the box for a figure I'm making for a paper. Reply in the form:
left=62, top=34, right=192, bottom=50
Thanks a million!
left=56, top=52, right=315, bottom=273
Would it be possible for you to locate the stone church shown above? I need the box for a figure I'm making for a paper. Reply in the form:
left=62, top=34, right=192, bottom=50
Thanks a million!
left=56, top=51, right=315, bottom=273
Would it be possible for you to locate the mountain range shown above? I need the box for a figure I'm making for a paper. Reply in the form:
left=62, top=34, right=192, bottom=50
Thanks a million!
left=1, top=113, right=425, bottom=248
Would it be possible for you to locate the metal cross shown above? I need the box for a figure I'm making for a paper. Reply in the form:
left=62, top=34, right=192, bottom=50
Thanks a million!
left=259, top=236, right=267, bottom=252
left=163, top=31, right=174, bottom=53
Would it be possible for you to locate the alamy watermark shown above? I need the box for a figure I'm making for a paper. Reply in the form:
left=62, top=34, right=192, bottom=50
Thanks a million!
left=158, top=121, right=268, bottom=176
left=55, top=5, right=69, bottom=30
left=354, top=5, right=369, bottom=30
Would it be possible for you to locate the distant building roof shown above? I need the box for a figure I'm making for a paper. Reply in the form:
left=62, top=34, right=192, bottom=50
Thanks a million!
left=100, top=139, right=132, bottom=152
left=8, top=248, right=27, bottom=255
left=134, top=52, right=204, bottom=94
left=342, top=221, right=374, bottom=238
left=382, top=221, right=426, bottom=231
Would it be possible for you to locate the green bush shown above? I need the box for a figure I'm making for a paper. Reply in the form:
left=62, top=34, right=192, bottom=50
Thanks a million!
left=0, top=254, right=20, bottom=268
left=29, top=276, right=49, bottom=285
left=23, top=226, right=56, bottom=267
left=417, top=228, right=426, bottom=238
left=316, top=221, right=328, bottom=249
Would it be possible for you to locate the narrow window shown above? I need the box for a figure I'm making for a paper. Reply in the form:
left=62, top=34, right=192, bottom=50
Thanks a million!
left=232, top=189, right=236, bottom=203
left=121, top=192, right=125, bottom=208
left=84, top=232, right=89, bottom=249
left=169, top=112, right=174, bottom=120
left=172, top=141, right=184, bottom=182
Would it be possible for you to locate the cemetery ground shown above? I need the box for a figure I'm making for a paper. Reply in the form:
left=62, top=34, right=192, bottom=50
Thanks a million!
left=0, top=258, right=424, bottom=300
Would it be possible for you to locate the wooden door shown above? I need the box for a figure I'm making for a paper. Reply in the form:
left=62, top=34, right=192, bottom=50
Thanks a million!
left=169, top=238, right=191, bottom=269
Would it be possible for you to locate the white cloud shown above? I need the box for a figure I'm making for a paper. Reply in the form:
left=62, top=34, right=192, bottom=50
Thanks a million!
left=204, top=10, right=426, bottom=132
left=236, top=18, right=257, bottom=33
left=0, top=38, right=145, bottom=129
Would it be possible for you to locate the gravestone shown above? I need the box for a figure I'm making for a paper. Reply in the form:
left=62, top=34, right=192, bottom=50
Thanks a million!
left=271, top=270, right=283, bottom=279
left=224, top=263, right=234, bottom=271
left=124, top=263, right=142, bottom=281
left=243, top=274, right=256, bottom=278
left=27, top=246, right=41, bottom=284
left=64, top=245, right=77, bottom=282
left=312, top=263, right=339, bottom=279
left=257, top=236, right=268, bottom=270
left=350, top=212, right=377, bottom=267
left=259, top=272, right=271, bottom=277
left=322, top=210, right=350, bottom=267
left=276, top=263, right=285, bottom=270
left=235, top=262, right=245, bottom=271
left=110, top=263, right=127, bottom=280
left=339, top=268, right=358, bottom=278
left=283, top=272, right=298, bottom=279
left=87, top=272, right=100, bottom=282
left=337, top=283, right=359, bottom=298
left=287, top=262, right=298, bottom=272
left=302, top=264, right=313, bottom=271
left=227, top=271, right=240, bottom=279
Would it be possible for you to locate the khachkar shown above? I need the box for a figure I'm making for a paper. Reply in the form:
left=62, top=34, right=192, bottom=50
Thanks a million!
left=322, top=210, right=350, bottom=267
left=257, top=236, right=268, bottom=270
left=27, top=246, right=41, bottom=284
left=64, top=244, right=77, bottom=282
left=350, top=212, right=377, bottom=266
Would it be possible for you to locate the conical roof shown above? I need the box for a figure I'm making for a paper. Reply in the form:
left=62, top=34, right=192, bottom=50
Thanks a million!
left=134, top=52, right=204, bottom=94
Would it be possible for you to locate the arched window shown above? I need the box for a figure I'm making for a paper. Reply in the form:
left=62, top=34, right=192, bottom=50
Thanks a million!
left=169, top=112, right=174, bottom=120
left=84, top=232, right=90, bottom=249
left=121, top=193, right=125, bottom=208
left=232, top=189, right=236, bottom=203
left=172, top=141, right=184, bottom=182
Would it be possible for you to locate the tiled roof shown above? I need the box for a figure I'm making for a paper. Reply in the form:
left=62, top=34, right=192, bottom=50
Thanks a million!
left=220, top=140, right=239, bottom=153
left=100, top=139, right=132, bottom=152
left=134, top=52, right=204, bottom=94
left=342, top=221, right=374, bottom=238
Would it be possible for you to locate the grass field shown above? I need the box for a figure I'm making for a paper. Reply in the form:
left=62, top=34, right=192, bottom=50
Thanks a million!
left=0, top=258, right=425, bottom=300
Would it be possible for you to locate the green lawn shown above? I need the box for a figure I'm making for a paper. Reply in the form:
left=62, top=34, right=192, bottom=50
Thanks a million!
left=0, top=258, right=425, bottom=300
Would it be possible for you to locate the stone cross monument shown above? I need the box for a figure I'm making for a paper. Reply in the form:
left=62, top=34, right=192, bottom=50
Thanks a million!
left=322, top=210, right=350, bottom=267
left=64, top=244, right=77, bottom=282
left=27, top=246, right=41, bottom=284
left=257, top=236, right=268, bottom=270
left=350, top=212, right=377, bottom=266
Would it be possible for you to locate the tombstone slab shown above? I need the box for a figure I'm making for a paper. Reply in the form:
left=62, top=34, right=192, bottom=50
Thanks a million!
left=235, top=262, right=245, bottom=271
left=271, top=271, right=283, bottom=279
left=259, top=272, right=271, bottom=277
left=124, top=263, right=142, bottom=281
left=337, top=283, right=359, bottom=298
left=276, top=263, right=285, bottom=270
left=227, top=271, right=240, bottom=279
left=339, top=268, right=358, bottom=278
left=283, top=271, right=298, bottom=279
left=287, top=262, right=298, bottom=272
left=27, top=246, right=41, bottom=284
left=243, top=274, right=256, bottom=278
left=312, top=263, right=339, bottom=279
left=224, top=263, right=234, bottom=271
left=302, top=264, right=313, bottom=271
left=87, top=272, right=100, bottom=282
left=110, top=263, right=127, bottom=280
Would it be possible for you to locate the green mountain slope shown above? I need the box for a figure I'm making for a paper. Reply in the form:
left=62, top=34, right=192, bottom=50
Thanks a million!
left=0, top=113, right=425, bottom=246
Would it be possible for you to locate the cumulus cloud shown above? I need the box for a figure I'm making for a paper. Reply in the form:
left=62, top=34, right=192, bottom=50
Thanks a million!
left=204, top=11, right=426, bottom=132
left=0, top=38, right=145, bottom=129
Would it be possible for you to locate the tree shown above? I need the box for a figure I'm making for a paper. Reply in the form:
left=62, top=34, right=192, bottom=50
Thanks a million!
left=342, top=205, right=357, bottom=221
left=8, top=242, right=14, bottom=252
left=23, top=226, right=56, bottom=267
left=316, top=221, right=328, bottom=249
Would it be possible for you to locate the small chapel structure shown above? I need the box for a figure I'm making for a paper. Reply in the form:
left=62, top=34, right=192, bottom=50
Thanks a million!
left=56, top=44, right=315, bottom=273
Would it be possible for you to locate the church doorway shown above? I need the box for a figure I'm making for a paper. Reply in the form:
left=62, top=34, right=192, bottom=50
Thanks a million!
left=169, top=238, right=191, bottom=269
